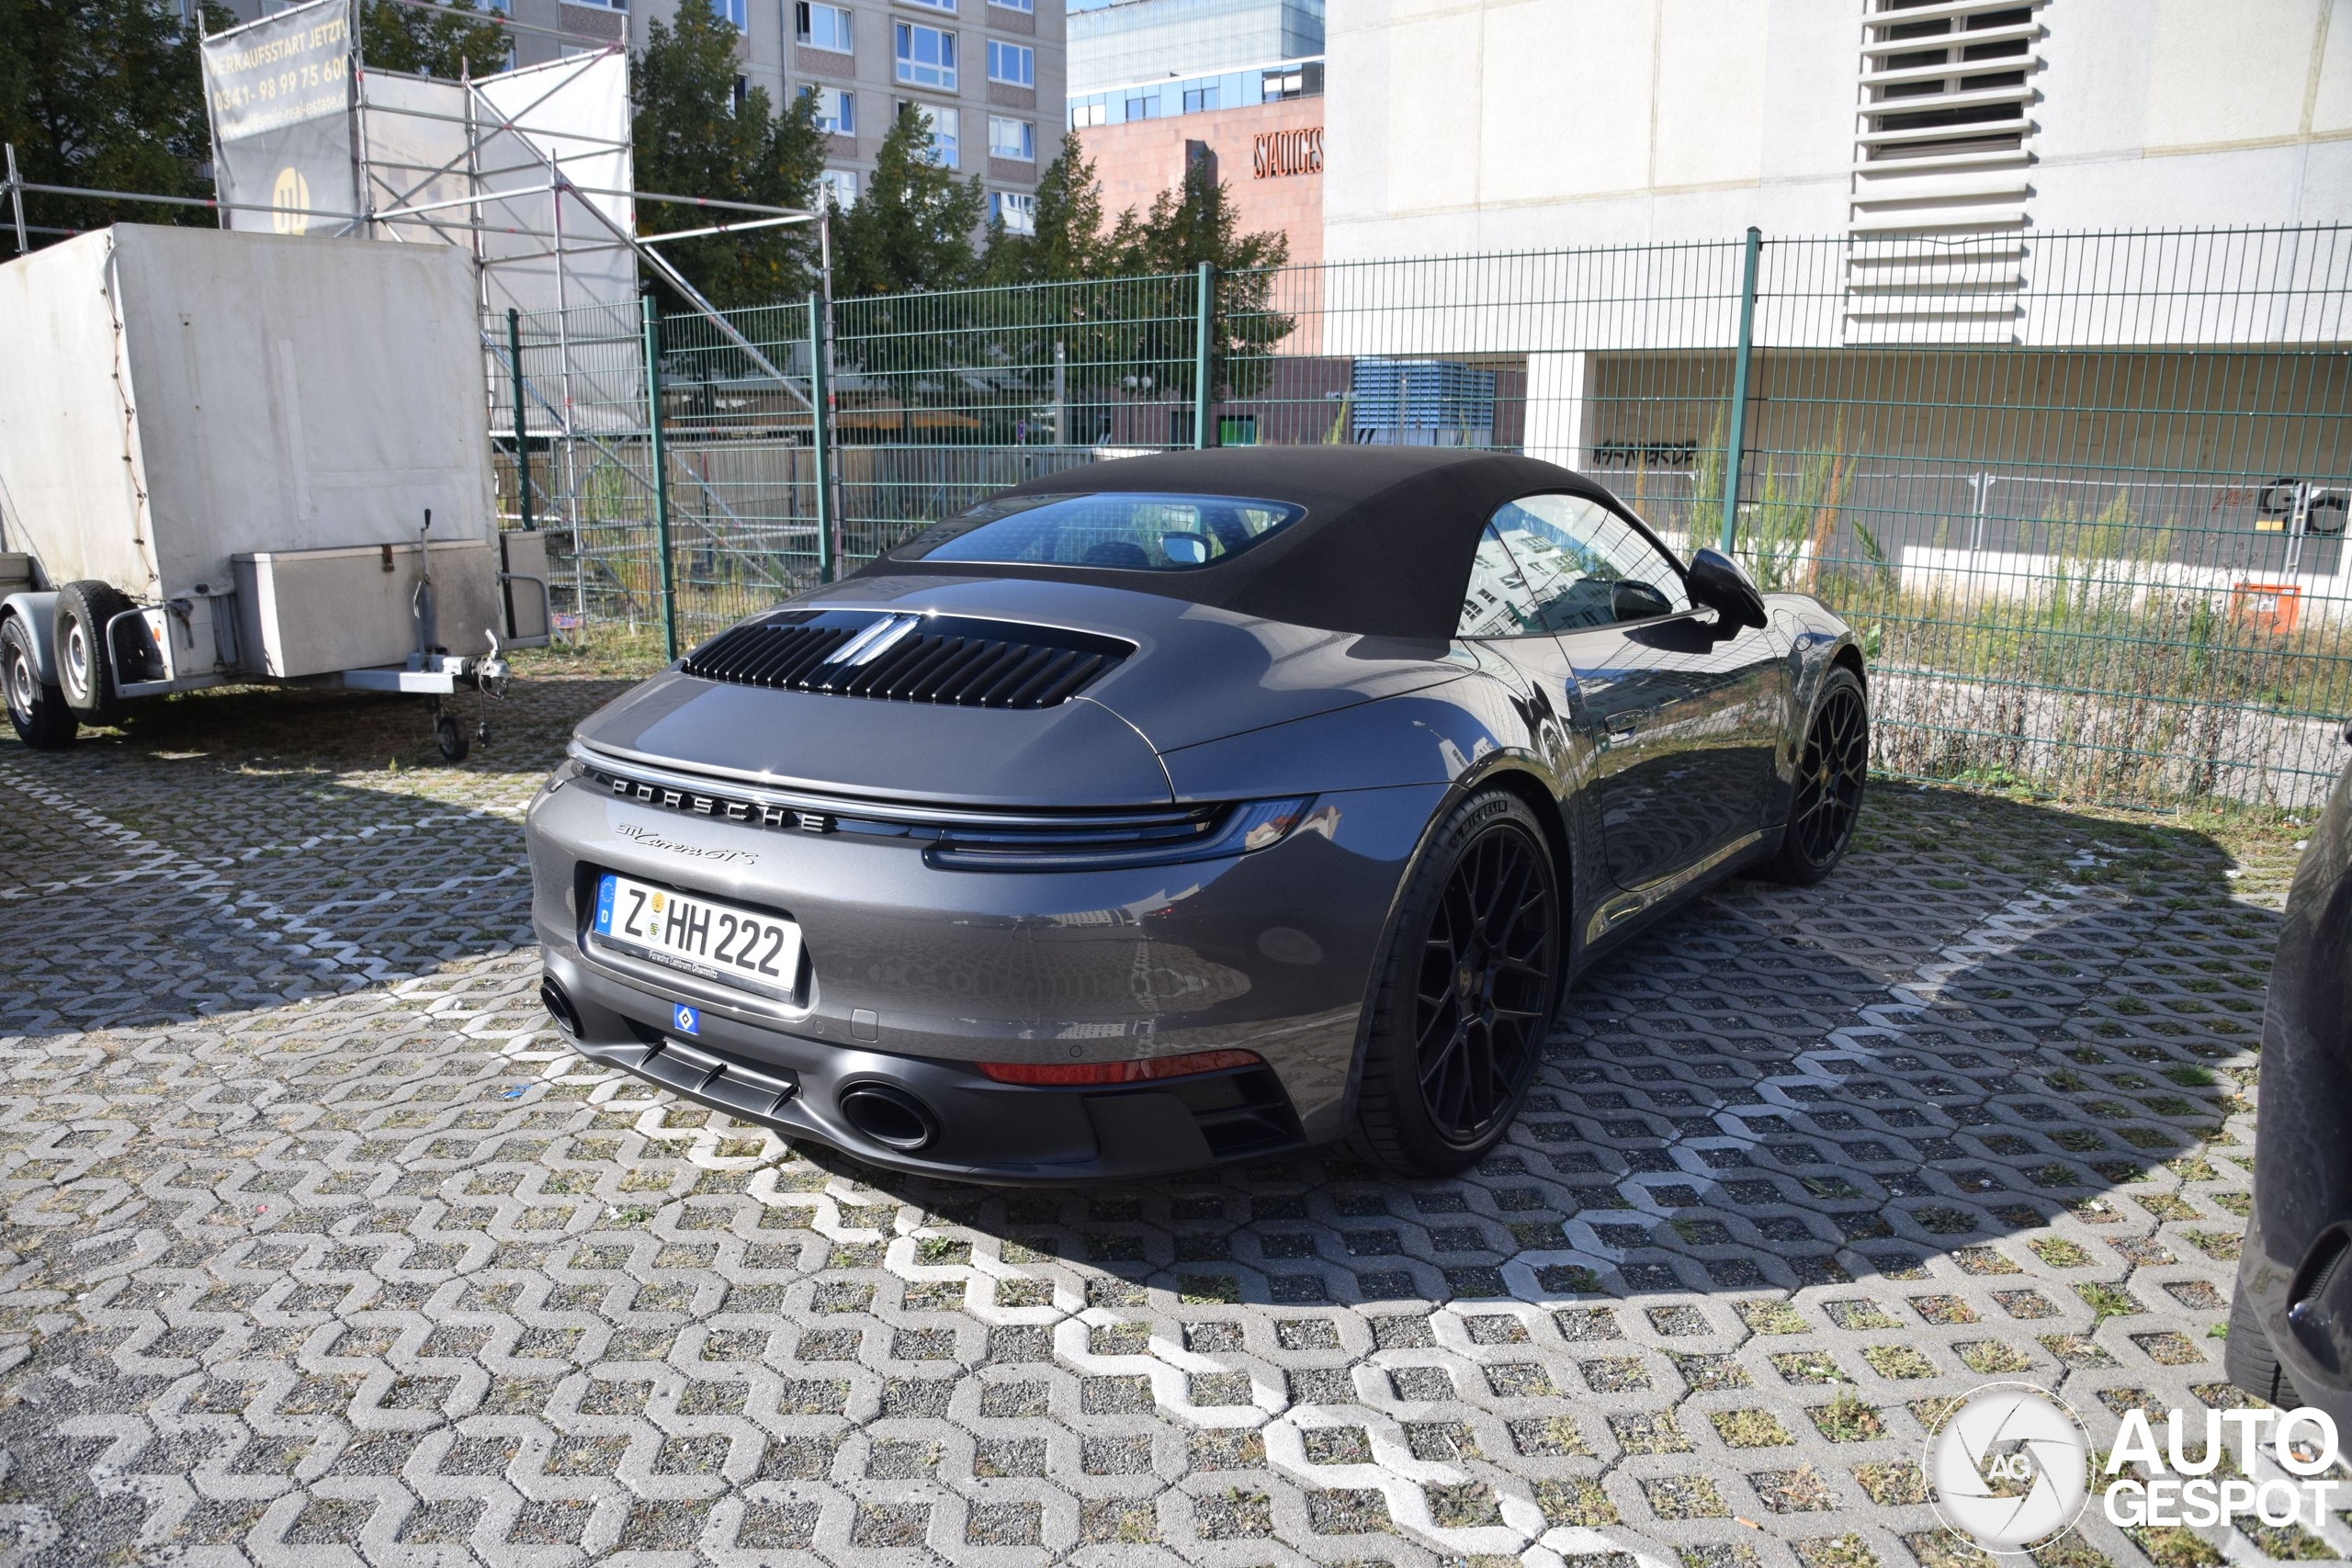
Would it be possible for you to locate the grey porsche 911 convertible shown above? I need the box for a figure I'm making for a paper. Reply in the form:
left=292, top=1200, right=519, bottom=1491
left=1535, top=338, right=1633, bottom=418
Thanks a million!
left=525, top=447, right=1868, bottom=1180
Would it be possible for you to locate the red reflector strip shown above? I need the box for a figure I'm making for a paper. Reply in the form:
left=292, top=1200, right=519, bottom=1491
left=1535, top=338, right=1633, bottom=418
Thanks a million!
left=977, top=1049, right=1265, bottom=1086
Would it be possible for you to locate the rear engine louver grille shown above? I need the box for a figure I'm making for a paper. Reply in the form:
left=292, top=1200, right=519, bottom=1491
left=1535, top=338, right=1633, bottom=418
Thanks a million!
left=682, top=610, right=1132, bottom=709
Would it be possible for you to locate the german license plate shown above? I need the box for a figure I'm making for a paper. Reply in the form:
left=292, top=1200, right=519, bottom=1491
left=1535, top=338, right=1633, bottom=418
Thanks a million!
left=590, top=874, right=802, bottom=1001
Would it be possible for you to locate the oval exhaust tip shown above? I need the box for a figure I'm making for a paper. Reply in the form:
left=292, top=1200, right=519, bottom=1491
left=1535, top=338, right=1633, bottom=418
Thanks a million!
left=539, top=977, right=582, bottom=1036
left=838, top=1082, right=939, bottom=1152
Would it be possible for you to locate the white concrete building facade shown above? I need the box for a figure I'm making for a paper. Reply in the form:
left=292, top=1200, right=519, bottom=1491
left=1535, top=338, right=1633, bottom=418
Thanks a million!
left=1324, top=0, right=2352, bottom=261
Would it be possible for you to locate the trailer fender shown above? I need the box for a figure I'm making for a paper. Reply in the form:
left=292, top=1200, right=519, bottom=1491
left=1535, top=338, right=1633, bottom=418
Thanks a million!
left=0, top=593, right=59, bottom=685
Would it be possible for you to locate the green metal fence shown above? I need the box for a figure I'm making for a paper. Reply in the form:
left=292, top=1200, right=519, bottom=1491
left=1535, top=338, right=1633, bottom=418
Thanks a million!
left=492, top=224, right=2352, bottom=808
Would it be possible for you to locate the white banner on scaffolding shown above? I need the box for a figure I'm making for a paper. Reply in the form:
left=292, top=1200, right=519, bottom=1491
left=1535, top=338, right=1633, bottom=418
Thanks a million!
left=476, top=52, right=637, bottom=330
left=201, top=0, right=358, bottom=236
left=346, top=49, right=639, bottom=434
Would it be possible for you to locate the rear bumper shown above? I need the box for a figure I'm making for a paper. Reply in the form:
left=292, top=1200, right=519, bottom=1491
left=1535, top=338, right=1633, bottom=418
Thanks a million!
left=523, top=761, right=1446, bottom=1173
left=541, top=952, right=1303, bottom=1181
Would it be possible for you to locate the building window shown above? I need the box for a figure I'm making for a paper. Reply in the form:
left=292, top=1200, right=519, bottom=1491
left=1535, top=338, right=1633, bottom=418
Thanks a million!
left=803, top=85, right=855, bottom=136
left=1124, top=94, right=1156, bottom=121
left=989, top=0, right=1034, bottom=10
left=989, top=116, right=1034, bottom=161
left=716, top=0, right=745, bottom=27
left=991, top=190, right=1037, bottom=235
left=796, top=2, right=852, bottom=51
left=895, top=23, right=956, bottom=89
left=1262, top=61, right=1323, bottom=101
left=1071, top=100, right=1107, bottom=128
left=1183, top=84, right=1220, bottom=114
left=986, top=39, right=1034, bottom=88
left=900, top=101, right=960, bottom=167
left=818, top=169, right=858, bottom=209
left=731, top=75, right=749, bottom=112
left=900, top=0, right=954, bottom=11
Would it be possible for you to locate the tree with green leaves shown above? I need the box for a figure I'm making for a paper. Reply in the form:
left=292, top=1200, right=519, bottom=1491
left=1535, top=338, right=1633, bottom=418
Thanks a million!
left=631, top=0, right=827, bottom=308
left=978, top=129, right=1107, bottom=286
left=830, top=105, right=985, bottom=297
left=954, top=132, right=1295, bottom=437
left=358, top=0, right=510, bottom=80
left=1108, top=154, right=1293, bottom=404
left=1125, top=153, right=1287, bottom=278
left=0, top=0, right=227, bottom=245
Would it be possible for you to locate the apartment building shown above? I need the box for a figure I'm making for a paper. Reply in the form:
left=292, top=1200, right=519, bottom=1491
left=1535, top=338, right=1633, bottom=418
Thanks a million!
left=741, top=0, right=1067, bottom=231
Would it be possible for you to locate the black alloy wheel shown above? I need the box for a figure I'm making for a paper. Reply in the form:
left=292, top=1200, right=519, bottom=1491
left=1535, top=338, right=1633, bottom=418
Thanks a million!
left=1416, top=820, right=1557, bottom=1142
left=1767, top=665, right=1869, bottom=884
left=1355, top=789, right=1563, bottom=1175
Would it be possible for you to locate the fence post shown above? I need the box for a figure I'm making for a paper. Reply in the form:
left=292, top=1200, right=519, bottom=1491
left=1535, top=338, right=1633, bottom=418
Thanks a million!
left=506, top=308, right=534, bottom=532
left=1193, top=261, right=1215, bottom=449
left=1053, top=338, right=1067, bottom=446
left=640, top=291, right=678, bottom=660
left=4, top=144, right=26, bottom=255
left=808, top=290, right=837, bottom=585
left=1718, top=225, right=1762, bottom=556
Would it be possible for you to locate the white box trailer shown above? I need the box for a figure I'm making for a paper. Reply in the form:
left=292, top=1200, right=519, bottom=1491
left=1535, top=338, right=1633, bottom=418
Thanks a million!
left=0, top=223, right=548, bottom=759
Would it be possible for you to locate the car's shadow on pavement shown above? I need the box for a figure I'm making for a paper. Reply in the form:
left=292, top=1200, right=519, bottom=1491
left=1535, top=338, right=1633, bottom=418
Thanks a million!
left=790, top=783, right=2275, bottom=1342
left=0, top=693, right=2301, bottom=1568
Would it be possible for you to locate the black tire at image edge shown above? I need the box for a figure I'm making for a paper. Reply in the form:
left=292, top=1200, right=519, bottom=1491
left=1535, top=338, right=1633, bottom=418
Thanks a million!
left=2223, top=1287, right=2302, bottom=1409
left=2, top=615, right=76, bottom=750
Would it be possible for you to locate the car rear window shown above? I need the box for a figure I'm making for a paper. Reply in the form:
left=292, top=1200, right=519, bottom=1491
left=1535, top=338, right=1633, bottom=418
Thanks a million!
left=890, top=491, right=1306, bottom=572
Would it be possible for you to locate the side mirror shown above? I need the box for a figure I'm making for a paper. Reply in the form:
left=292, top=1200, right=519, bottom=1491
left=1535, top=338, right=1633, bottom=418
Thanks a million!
left=1610, top=579, right=1673, bottom=623
left=1687, top=547, right=1768, bottom=632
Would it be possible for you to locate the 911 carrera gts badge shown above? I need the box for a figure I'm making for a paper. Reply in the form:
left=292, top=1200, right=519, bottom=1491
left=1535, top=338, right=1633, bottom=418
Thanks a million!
left=609, top=816, right=761, bottom=865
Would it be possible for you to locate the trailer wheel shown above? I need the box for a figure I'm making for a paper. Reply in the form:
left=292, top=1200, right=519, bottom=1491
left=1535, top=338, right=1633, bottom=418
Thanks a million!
left=2, top=615, right=76, bottom=750
left=434, top=714, right=471, bottom=764
left=55, top=581, right=134, bottom=727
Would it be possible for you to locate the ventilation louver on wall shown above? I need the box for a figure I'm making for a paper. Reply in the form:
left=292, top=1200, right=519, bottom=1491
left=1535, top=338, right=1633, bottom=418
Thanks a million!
left=681, top=610, right=1133, bottom=709
left=1847, top=0, right=2048, bottom=344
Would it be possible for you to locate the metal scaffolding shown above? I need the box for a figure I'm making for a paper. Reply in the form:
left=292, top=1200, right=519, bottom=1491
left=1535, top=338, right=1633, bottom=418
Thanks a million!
left=1, top=0, right=833, bottom=646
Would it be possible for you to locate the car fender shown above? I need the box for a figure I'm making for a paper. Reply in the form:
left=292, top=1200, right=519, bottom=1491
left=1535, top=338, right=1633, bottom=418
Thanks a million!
left=1762, top=593, right=1863, bottom=822
left=1308, top=751, right=1573, bottom=1142
left=1156, top=671, right=1539, bottom=802
left=2234, top=750, right=2352, bottom=1428
left=1, top=592, right=59, bottom=684
left=1159, top=681, right=1573, bottom=1144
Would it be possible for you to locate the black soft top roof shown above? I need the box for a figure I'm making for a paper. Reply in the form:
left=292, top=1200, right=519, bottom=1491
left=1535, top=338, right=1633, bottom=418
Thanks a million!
left=859, top=446, right=1627, bottom=640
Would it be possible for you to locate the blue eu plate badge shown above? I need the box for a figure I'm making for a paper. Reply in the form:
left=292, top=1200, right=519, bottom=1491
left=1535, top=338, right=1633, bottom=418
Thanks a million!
left=673, top=1004, right=699, bottom=1036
